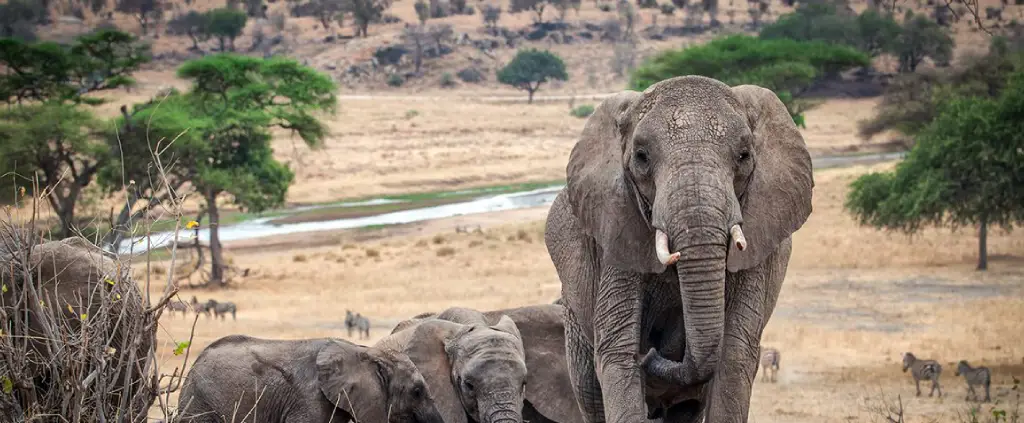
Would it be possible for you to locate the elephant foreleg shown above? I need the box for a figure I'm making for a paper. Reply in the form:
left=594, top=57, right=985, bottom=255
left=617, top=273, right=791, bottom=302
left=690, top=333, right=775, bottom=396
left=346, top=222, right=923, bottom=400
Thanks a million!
left=565, top=306, right=605, bottom=423
left=593, top=268, right=646, bottom=423
left=703, top=239, right=791, bottom=423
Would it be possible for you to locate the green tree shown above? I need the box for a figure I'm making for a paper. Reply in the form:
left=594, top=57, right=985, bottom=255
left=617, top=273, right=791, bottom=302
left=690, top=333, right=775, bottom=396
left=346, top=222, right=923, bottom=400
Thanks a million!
left=854, top=8, right=901, bottom=57
left=206, top=7, right=248, bottom=51
left=892, top=11, right=953, bottom=73
left=497, top=48, right=568, bottom=103
left=0, top=30, right=150, bottom=238
left=345, top=0, right=392, bottom=37
left=104, top=54, right=337, bottom=284
left=759, top=1, right=859, bottom=46
left=115, top=0, right=165, bottom=35
left=845, top=71, right=1024, bottom=271
left=509, top=0, right=547, bottom=23
left=415, top=0, right=430, bottom=24
left=0, top=105, right=105, bottom=237
left=859, top=37, right=1024, bottom=140
left=167, top=10, right=210, bottom=51
left=630, top=35, right=869, bottom=126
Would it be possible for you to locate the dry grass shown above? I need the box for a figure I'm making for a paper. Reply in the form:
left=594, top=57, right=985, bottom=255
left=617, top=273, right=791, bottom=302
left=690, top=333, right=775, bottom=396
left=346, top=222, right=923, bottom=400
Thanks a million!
left=143, top=162, right=1024, bottom=421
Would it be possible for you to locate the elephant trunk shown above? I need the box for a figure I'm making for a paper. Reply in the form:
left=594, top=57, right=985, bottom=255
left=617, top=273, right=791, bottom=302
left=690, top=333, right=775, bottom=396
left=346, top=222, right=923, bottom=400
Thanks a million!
left=483, top=401, right=522, bottom=423
left=648, top=199, right=730, bottom=386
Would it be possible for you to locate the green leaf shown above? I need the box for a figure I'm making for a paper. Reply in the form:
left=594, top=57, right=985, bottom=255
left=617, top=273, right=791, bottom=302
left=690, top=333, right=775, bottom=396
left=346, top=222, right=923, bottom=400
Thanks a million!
left=1, top=376, right=12, bottom=394
left=1, top=284, right=6, bottom=293
left=173, top=341, right=191, bottom=356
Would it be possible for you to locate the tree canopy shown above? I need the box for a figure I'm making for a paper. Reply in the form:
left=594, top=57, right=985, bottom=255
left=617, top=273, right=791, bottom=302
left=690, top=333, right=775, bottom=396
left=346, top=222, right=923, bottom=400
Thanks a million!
left=859, top=36, right=1024, bottom=140
left=205, top=7, right=248, bottom=51
left=103, top=54, right=337, bottom=284
left=629, top=35, right=869, bottom=126
left=845, top=70, right=1024, bottom=270
left=0, top=29, right=150, bottom=237
left=497, top=48, right=568, bottom=103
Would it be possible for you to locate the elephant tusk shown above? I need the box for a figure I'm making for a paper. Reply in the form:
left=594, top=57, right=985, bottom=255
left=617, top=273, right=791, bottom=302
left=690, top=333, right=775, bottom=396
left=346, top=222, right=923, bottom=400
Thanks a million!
left=655, top=230, right=680, bottom=266
left=730, top=224, right=747, bottom=252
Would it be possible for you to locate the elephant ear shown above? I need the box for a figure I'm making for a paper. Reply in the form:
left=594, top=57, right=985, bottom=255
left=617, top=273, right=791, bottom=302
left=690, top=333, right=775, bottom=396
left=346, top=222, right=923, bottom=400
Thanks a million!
left=489, top=315, right=522, bottom=341
left=402, top=321, right=471, bottom=423
left=566, top=90, right=665, bottom=274
left=727, top=85, right=814, bottom=273
left=317, top=340, right=389, bottom=423
left=509, top=306, right=585, bottom=423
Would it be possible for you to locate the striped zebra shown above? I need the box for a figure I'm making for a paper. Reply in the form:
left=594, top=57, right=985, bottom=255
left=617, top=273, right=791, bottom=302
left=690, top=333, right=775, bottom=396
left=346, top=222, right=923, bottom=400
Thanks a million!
left=902, top=352, right=943, bottom=397
left=954, top=360, right=991, bottom=402
left=760, top=347, right=781, bottom=383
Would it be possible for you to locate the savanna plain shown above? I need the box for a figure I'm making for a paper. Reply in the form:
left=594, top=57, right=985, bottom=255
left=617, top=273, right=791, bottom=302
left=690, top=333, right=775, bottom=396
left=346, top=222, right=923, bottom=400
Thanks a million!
left=125, top=95, right=1024, bottom=423
left=7, top=0, right=1023, bottom=420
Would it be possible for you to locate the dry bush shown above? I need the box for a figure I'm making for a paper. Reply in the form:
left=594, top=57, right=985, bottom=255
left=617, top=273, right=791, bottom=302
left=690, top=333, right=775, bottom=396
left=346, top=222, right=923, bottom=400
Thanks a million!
left=365, top=248, right=381, bottom=258
left=436, top=246, right=457, bottom=257
left=432, top=234, right=447, bottom=244
left=0, top=202, right=191, bottom=421
left=293, top=254, right=308, bottom=262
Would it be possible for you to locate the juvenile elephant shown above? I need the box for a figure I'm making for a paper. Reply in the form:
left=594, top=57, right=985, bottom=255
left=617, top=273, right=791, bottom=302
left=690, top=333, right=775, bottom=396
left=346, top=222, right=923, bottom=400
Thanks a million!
left=544, top=76, right=813, bottom=423
left=177, top=335, right=446, bottom=423
left=394, top=305, right=584, bottom=423
left=378, top=314, right=528, bottom=423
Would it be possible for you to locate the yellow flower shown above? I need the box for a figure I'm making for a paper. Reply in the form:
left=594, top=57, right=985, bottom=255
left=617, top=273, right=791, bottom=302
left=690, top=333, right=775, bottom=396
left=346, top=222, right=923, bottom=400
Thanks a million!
left=67, top=304, right=74, bottom=314
left=80, top=314, right=88, bottom=321
left=39, top=300, right=45, bottom=307
left=185, top=220, right=200, bottom=230
left=106, top=278, right=116, bottom=286
left=114, top=293, right=121, bottom=301
left=18, top=187, right=25, bottom=197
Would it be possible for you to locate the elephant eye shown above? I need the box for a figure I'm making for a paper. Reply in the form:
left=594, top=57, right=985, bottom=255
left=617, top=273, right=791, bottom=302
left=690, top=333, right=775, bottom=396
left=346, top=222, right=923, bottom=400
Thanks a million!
left=634, top=147, right=650, bottom=168
left=413, top=385, right=424, bottom=399
left=737, top=150, right=751, bottom=162
left=463, top=379, right=474, bottom=392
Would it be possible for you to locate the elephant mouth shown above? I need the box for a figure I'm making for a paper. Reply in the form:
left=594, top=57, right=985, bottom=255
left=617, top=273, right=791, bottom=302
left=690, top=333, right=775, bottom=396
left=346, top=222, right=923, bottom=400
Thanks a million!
left=653, top=226, right=747, bottom=267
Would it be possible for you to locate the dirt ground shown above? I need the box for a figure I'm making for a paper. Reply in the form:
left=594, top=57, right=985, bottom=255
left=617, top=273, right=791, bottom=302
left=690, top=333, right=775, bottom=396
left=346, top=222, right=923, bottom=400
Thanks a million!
left=140, top=161, right=1024, bottom=422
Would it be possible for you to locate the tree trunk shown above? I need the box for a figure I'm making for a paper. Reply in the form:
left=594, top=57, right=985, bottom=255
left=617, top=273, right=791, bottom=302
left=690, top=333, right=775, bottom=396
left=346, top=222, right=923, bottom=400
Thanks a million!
left=207, top=190, right=226, bottom=286
left=977, top=217, right=988, bottom=271
left=219, top=37, right=226, bottom=52
left=527, top=88, right=535, bottom=104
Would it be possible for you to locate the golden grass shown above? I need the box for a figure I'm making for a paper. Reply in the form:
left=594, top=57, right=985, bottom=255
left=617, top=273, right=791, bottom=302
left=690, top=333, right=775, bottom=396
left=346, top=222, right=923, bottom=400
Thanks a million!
left=143, top=163, right=1024, bottom=422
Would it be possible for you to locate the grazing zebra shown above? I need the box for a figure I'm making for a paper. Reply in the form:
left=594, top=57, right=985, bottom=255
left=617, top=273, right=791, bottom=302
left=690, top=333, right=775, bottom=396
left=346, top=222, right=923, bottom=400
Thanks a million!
left=344, top=310, right=371, bottom=339
left=902, top=352, right=943, bottom=397
left=191, top=296, right=213, bottom=318
left=760, top=347, right=781, bottom=383
left=166, top=299, right=189, bottom=317
left=955, top=360, right=991, bottom=402
left=206, top=299, right=237, bottom=321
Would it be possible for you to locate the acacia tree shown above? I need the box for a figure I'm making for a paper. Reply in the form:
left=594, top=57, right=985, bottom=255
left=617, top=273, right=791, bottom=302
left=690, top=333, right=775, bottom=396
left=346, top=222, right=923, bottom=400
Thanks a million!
left=167, top=10, right=209, bottom=50
left=105, top=54, right=336, bottom=285
left=206, top=7, right=247, bottom=51
left=845, top=71, right=1024, bottom=271
left=497, top=48, right=568, bottom=103
left=893, top=10, right=954, bottom=72
left=0, top=30, right=150, bottom=238
left=346, top=0, right=392, bottom=37
left=115, top=0, right=165, bottom=35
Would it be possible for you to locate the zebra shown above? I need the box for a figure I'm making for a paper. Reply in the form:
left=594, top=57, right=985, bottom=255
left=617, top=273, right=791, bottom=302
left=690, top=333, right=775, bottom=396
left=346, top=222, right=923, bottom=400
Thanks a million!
left=166, top=299, right=189, bottom=318
left=191, top=296, right=213, bottom=318
left=760, top=347, right=781, bottom=383
left=205, top=299, right=237, bottom=321
left=344, top=310, right=371, bottom=339
left=902, top=352, right=943, bottom=397
left=954, top=360, right=991, bottom=402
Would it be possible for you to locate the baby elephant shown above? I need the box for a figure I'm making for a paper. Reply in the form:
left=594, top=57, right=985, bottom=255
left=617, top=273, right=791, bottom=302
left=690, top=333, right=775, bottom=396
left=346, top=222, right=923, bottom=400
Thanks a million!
left=178, top=335, right=446, bottom=423
left=902, top=352, right=943, bottom=397
left=955, top=360, right=992, bottom=402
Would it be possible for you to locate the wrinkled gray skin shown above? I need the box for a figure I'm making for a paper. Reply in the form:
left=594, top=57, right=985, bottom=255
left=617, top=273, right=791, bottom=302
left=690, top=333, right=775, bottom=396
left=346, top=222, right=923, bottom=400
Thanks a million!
left=544, top=76, right=814, bottom=423
left=402, top=305, right=585, bottom=423
left=178, top=335, right=445, bottom=423
left=378, top=313, right=528, bottom=423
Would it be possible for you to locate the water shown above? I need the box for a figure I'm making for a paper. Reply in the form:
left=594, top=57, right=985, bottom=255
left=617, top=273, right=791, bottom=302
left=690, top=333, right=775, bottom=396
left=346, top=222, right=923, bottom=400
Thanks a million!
left=118, top=185, right=562, bottom=254
left=117, top=151, right=904, bottom=255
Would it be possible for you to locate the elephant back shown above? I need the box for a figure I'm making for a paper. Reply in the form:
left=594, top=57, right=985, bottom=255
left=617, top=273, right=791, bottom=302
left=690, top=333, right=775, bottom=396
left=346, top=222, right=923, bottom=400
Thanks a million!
left=0, top=234, right=154, bottom=419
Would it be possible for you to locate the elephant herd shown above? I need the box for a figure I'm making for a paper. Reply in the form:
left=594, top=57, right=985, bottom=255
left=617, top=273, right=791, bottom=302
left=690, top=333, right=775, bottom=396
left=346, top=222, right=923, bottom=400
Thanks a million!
left=177, top=304, right=579, bottom=423
left=179, top=76, right=816, bottom=423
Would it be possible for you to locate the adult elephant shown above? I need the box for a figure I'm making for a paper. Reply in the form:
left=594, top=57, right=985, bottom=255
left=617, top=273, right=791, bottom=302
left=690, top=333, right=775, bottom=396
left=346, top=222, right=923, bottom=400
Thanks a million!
left=544, top=76, right=813, bottom=423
